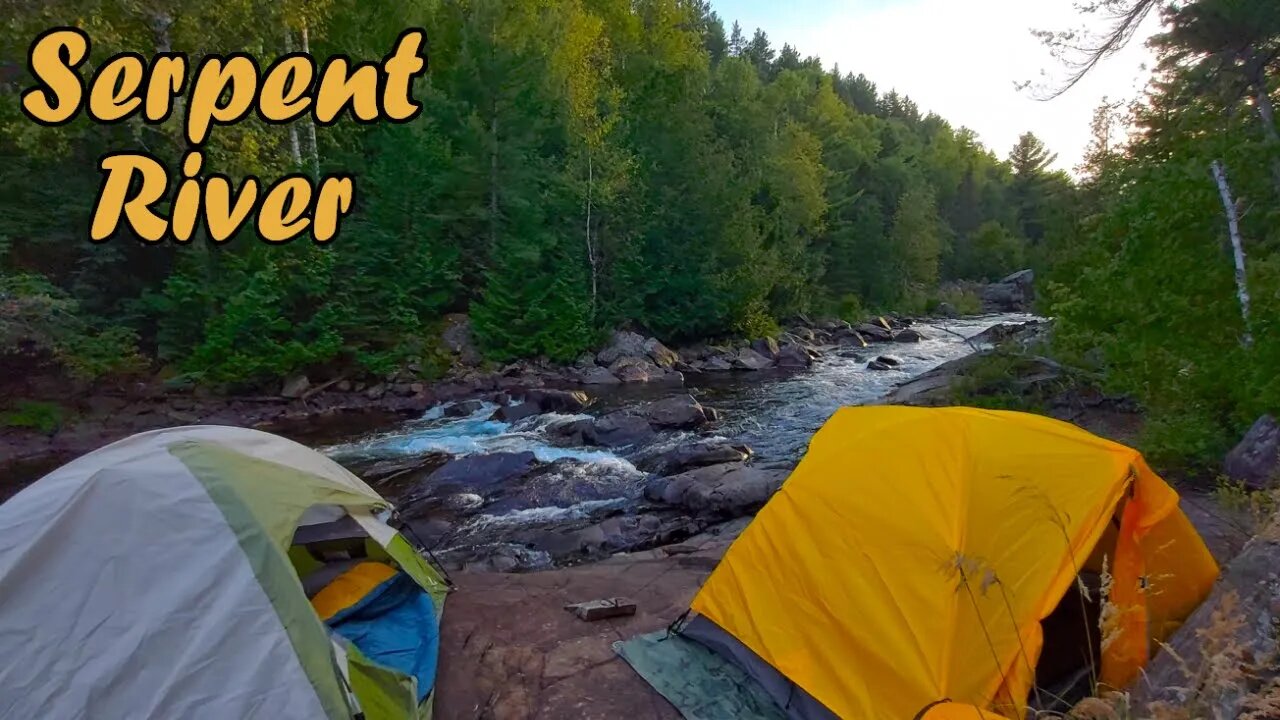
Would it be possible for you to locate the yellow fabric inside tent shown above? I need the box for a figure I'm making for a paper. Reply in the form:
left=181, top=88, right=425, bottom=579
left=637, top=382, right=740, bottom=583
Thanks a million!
left=690, top=406, right=1218, bottom=720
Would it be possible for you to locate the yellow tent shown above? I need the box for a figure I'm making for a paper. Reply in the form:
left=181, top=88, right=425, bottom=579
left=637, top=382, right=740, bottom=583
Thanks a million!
left=688, top=406, right=1219, bottom=720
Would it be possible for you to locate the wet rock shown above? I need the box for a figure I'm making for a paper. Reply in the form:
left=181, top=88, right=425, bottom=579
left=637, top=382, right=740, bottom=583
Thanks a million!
left=876, top=355, right=904, bottom=366
left=590, top=411, right=656, bottom=447
left=982, top=269, right=1035, bottom=312
left=789, top=327, right=817, bottom=343
left=491, top=402, right=540, bottom=423
left=645, top=463, right=787, bottom=518
left=641, top=394, right=707, bottom=429
left=427, top=451, right=539, bottom=492
left=734, top=347, right=774, bottom=371
left=775, top=343, right=815, bottom=369
left=445, top=399, right=488, bottom=417
left=281, top=374, right=310, bottom=399
left=836, top=329, right=868, bottom=348
left=521, top=389, right=590, bottom=413
left=578, top=366, right=621, bottom=385
left=750, top=337, right=780, bottom=359
left=1225, top=415, right=1280, bottom=490
left=894, top=328, right=925, bottom=343
left=644, top=338, right=679, bottom=368
left=596, top=330, right=648, bottom=366
left=441, top=493, right=485, bottom=513
left=635, top=439, right=753, bottom=476
left=867, top=360, right=892, bottom=371
left=701, top=357, right=733, bottom=372
left=854, top=323, right=893, bottom=342
left=609, top=356, right=661, bottom=383
left=359, top=454, right=448, bottom=484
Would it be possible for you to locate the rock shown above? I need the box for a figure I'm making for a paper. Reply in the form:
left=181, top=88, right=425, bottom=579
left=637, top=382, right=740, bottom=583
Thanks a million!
left=640, top=394, right=707, bottom=429
left=491, top=402, right=540, bottom=423
left=1224, top=415, right=1280, bottom=489
left=818, top=318, right=852, bottom=332
left=596, top=330, right=648, bottom=366
left=643, top=338, right=679, bottom=368
left=427, top=451, right=539, bottom=491
left=635, top=439, right=752, bottom=475
left=751, top=337, right=780, bottom=359
left=894, top=328, right=925, bottom=343
left=609, top=356, right=661, bottom=383
left=520, top=389, right=590, bottom=413
left=578, top=366, right=621, bottom=385
left=837, top=329, right=868, bottom=348
left=445, top=399, right=488, bottom=417
left=646, top=463, right=787, bottom=518
left=854, top=323, right=894, bottom=342
left=701, top=357, right=733, bottom=372
left=281, top=374, right=310, bottom=399
left=364, top=383, right=387, bottom=400
left=440, top=314, right=482, bottom=366
left=867, top=360, right=893, bottom=371
left=441, top=493, right=485, bottom=513
left=336, top=380, right=352, bottom=392
left=876, top=355, right=904, bottom=366
left=733, top=347, right=774, bottom=371
left=981, top=269, right=1035, bottom=312
left=592, top=411, right=655, bottom=447
left=790, top=327, right=817, bottom=343
left=936, top=301, right=959, bottom=318
left=409, top=383, right=425, bottom=395
left=775, top=343, right=814, bottom=369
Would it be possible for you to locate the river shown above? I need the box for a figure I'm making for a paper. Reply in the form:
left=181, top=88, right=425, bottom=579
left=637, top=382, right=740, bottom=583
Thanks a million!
left=320, top=313, right=1033, bottom=569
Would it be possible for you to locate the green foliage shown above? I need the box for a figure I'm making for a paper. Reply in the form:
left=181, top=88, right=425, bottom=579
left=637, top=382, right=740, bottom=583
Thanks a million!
left=0, top=0, right=1054, bottom=391
left=932, top=285, right=984, bottom=316
left=0, top=400, right=67, bottom=434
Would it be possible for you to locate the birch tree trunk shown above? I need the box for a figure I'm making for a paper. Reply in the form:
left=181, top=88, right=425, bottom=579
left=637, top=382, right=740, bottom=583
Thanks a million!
left=301, top=22, right=320, bottom=180
left=1253, top=86, right=1280, bottom=198
left=586, top=151, right=598, bottom=313
left=284, top=29, right=302, bottom=168
left=1211, top=160, right=1253, bottom=347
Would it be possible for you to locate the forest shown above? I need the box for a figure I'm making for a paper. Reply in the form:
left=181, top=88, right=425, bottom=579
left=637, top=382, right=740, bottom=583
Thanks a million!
left=0, top=0, right=1277, bottom=468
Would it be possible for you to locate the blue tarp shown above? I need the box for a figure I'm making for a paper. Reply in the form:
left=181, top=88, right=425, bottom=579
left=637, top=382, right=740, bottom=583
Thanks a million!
left=327, top=572, right=440, bottom=701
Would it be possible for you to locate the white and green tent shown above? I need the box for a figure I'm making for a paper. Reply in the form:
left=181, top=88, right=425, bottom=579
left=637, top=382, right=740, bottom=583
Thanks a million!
left=0, top=425, right=450, bottom=720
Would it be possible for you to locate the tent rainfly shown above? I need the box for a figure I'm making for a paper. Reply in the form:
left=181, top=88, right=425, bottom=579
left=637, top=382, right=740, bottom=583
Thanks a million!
left=0, top=425, right=450, bottom=720
left=627, top=406, right=1220, bottom=720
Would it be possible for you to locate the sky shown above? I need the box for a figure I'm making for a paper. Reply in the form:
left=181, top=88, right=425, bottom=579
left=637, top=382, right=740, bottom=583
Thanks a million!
left=713, top=0, right=1163, bottom=174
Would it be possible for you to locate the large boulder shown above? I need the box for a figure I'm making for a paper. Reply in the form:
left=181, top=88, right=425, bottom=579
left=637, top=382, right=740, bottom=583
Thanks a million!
left=1225, top=415, right=1280, bottom=489
left=635, top=439, right=752, bottom=476
left=734, top=347, right=774, bottom=371
left=643, top=337, right=680, bottom=369
left=577, top=366, right=620, bottom=385
left=751, top=337, right=780, bottom=359
left=519, top=389, right=590, bottom=413
left=281, top=374, right=310, bottom=399
left=609, top=356, right=661, bottom=383
left=641, top=394, right=707, bottom=429
left=894, top=328, right=925, bottom=343
left=549, top=411, right=655, bottom=448
left=701, top=356, right=733, bottom=372
left=645, top=463, right=788, bottom=518
left=867, top=360, right=893, bottom=371
left=596, top=330, right=649, bottom=366
left=775, top=343, right=815, bottom=369
left=426, top=451, right=539, bottom=492
left=854, top=323, right=893, bottom=342
left=440, top=314, right=482, bottom=366
left=981, top=269, right=1035, bottom=312
left=444, top=399, right=488, bottom=417
left=491, top=402, right=540, bottom=423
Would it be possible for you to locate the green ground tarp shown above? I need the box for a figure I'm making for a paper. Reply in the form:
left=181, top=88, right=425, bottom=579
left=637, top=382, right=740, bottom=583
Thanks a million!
left=613, top=631, right=787, bottom=720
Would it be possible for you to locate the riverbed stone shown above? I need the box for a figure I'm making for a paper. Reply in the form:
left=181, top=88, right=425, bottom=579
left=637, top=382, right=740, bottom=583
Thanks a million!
left=751, top=337, right=780, bottom=359
left=492, top=402, right=540, bottom=423
left=854, top=323, right=893, bottom=342
left=578, top=366, right=621, bottom=385
left=635, top=439, right=752, bottom=476
left=596, top=330, right=648, bottom=366
left=701, top=356, right=733, bottom=372
left=520, top=389, right=590, bottom=413
left=427, top=451, right=540, bottom=491
left=1225, top=415, right=1280, bottom=489
left=894, top=328, right=926, bottom=343
left=876, top=355, right=904, bottom=366
left=775, top=343, right=814, bottom=369
left=734, top=347, right=774, bottom=371
left=641, top=394, right=707, bottom=429
left=867, top=360, right=892, bottom=371
left=644, top=338, right=679, bottom=368
left=646, top=463, right=787, bottom=518
left=609, top=356, right=661, bottom=383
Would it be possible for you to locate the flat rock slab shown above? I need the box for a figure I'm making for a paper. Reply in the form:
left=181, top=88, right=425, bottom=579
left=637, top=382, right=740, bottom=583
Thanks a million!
left=565, top=597, right=638, bottom=621
left=434, top=536, right=740, bottom=719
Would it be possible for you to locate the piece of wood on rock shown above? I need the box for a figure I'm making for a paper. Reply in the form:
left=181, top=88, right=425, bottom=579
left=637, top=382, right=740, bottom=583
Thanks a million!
left=564, top=597, right=638, bottom=622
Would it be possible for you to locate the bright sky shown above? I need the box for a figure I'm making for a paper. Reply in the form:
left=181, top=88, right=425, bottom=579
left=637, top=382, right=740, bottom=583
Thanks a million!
left=713, top=0, right=1163, bottom=174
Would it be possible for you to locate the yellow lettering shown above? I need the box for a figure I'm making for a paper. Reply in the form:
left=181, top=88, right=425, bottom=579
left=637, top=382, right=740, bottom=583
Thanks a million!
left=205, top=176, right=260, bottom=242
left=186, top=56, right=258, bottom=145
left=314, top=60, right=379, bottom=123
left=312, top=177, right=355, bottom=241
left=92, top=154, right=169, bottom=242
left=89, top=55, right=144, bottom=121
left=146, top=56, right=187, bottom=121
left=22, top=29, right=88, bottom=123
left=261, top=56, right=314, bottom=121
left=382, top=30, right=426, bottom=120
left=257, top=178, right=313, bottom=241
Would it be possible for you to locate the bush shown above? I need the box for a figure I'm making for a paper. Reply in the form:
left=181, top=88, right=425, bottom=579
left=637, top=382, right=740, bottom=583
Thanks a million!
left=0, top=400, right=66, bottom=433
